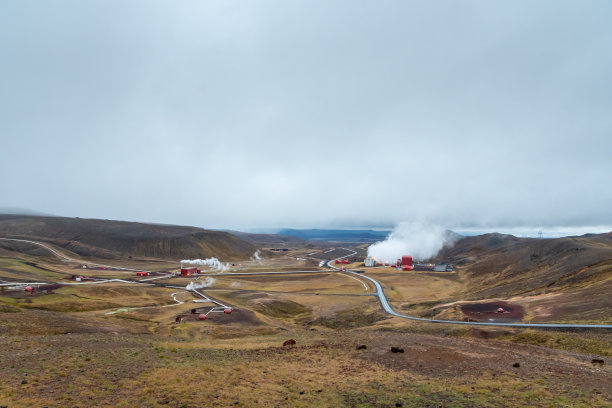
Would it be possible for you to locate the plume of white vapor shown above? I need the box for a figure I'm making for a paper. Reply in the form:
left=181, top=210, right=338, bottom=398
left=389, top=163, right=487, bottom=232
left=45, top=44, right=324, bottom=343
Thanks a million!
left=185, top=277, right=217, bottom=290
left=367, top=221, right=456, bottom=262
left=181, top=258, right=229, bottom=272
left=250, top=249, right=263, bottom=261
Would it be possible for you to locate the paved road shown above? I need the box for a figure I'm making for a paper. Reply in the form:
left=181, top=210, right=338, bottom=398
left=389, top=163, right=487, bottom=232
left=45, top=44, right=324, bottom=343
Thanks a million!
left=327, top=249, right=612, bottom=330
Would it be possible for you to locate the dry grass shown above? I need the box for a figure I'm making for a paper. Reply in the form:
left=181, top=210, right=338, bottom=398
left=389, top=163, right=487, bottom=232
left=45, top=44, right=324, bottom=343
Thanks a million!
left=1, top=247, right=611, bottom=407
left=1, top=328, right=610, bottom=408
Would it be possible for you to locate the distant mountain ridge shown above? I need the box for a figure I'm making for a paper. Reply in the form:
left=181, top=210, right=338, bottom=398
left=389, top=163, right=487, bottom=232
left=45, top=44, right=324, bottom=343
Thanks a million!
left=277, top=228, right=391, bottom=243
left=0, top=207, right=53, bottom=216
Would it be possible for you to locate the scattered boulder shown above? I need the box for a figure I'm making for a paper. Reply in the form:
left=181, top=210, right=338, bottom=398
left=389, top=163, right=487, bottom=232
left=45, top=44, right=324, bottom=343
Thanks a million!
left=391, top=347, right=404, bottom=353
left=356, top=344, right=367, bottom=350
left=283, top=339, right=297, bottom=347
left=591, top=358, right=605, bottom=366
left=513, top=362, right=520, bottom=368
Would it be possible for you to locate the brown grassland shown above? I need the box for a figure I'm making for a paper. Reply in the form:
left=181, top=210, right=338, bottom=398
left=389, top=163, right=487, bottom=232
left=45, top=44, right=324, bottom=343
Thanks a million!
left=0, top=239, right=610, bottom=407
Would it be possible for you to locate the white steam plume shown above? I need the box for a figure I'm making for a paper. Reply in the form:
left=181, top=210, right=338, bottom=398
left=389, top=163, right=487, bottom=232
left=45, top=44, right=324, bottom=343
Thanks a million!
left=367, top=221, right=457, bottom=262
left=186, top=277, right=217, bottom=290
left=250, top=249, right=263, bottom=262
left=181, top=258, right=229, bottom=272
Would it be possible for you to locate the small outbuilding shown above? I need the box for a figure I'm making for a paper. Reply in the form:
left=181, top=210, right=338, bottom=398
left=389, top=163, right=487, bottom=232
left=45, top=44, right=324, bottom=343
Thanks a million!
left=401, top=255, right=413, bottom=271
left=180, top=267, right=197, bottom=276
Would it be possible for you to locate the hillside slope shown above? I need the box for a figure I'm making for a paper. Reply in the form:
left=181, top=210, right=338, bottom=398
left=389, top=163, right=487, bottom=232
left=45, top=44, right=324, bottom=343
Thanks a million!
left=436, top=232, right=612, bottom=299
left=0, top=215, right=258, bottom=260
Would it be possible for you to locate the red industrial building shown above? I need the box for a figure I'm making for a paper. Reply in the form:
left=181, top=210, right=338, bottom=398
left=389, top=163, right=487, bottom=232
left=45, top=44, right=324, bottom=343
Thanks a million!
left=401, top=255, right=413, bottom=271
left=180, top=267, right=198, bottom=276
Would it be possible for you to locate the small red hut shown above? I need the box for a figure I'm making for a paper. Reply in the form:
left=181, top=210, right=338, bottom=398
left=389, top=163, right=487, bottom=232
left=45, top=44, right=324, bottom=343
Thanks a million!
left=180, top=267, right=197, bottom=276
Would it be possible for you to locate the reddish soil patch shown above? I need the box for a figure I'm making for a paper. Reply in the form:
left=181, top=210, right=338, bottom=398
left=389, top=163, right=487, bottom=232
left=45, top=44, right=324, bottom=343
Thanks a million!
left=181, top=307, right=264, bottom=326
left=461, top=301, right=525, bottom=322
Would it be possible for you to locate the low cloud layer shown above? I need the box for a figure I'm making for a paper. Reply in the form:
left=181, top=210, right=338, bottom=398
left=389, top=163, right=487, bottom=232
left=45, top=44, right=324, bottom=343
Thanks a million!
left=0, top=2, right=610, bottom=231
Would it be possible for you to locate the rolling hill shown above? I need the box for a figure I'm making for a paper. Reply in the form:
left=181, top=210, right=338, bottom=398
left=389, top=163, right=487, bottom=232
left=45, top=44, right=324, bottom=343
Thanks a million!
left=436, top=232, right=612, bottom=300
left=0, top=214, right=258, bottom=260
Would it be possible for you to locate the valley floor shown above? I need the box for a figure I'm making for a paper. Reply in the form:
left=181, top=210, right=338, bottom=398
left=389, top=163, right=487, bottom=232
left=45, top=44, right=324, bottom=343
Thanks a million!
left=0, top=239, right=611, bottom=407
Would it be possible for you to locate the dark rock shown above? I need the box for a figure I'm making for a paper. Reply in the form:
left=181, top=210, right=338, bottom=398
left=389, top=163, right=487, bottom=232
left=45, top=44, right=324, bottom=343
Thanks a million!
left=283, top=339, right=297, bottom=347
left=317, top=389, right=323, bottom=393
left=22, top=379, right=28, bottom=384
left=391, top=347, right=404, bottom=353
left=396, top=403, right=403, bottom=407
left=299, top=391, right=304, bottom=395
left=591, top=358, right=605, bottom=365
left=513, top=362, right=520, bottom=368
left=356, top=344, right=367, bottom=350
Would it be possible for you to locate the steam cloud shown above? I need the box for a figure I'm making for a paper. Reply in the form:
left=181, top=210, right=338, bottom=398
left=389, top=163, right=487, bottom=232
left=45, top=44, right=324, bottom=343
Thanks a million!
left=181, top=258, right=229, bottom=272
left=185, top=277, right=217, bottom=290
left=367, top=221, right=457, bottom=262
left=250, top=249, right=263, bottom=262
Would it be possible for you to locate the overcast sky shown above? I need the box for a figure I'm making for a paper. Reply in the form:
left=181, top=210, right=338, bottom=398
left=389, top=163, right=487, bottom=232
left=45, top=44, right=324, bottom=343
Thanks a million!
left=1, top=1, right=611, bottom=232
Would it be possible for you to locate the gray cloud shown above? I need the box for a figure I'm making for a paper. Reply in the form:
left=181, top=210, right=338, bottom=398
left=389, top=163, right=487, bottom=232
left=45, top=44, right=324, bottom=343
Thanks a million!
left=1, top=1, right=611, bottom=231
